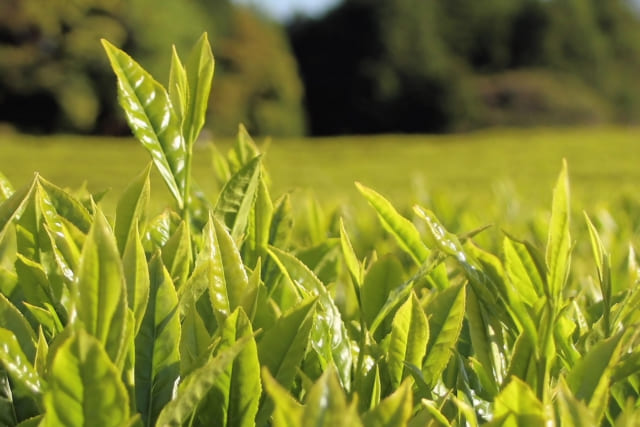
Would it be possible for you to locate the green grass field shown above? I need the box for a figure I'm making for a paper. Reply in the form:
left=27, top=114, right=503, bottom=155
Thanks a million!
left=1, top=126, right=639, bottom=217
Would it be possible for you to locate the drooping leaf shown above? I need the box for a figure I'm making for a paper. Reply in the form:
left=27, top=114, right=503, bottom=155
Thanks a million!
left=102, top=39, right=187, bottom=209
left=545, top=159, right=571, bottom=303
left=387, top=292, right=429, bottom=388
left=423, top=283, right=466, bottom=386
left=73, top=207, right=128, bottom=364
left=135, top=253, right=181, bottom=427
left=42, top=330, right=129, bottom=427
left=115, top=163, right=151, bottom=255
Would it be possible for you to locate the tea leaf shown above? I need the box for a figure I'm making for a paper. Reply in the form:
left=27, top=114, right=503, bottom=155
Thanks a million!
left=303, top=366, right=362, bottom=427
left=161, top=220, right=192, bottom=290
left=42, top=330, right=129, bottom=427
left=262, top=368, right=304, bottom=427
left=102, top=39, right=186, bottom=209
left=488, top=377, right=546, bottom=426
left=0, top=293, right=36, bottom=361
left=362, top=379, right=413, bottom=427
left=387, top=292, right=429, bottom=388
left=546, top=159, right=571, bottom=303
left=115, top=163, right=151, bottom=255
left=183, top=32, right=214, bottom=148
left=122, top=223, right=149, bottom=336
left=135, top=253, right=181, bottom=426
left=423, top=283, right=466, bottom=386
left=74, top=208, right=128, bottom=364
left=0, top=328, right=41, bottom=395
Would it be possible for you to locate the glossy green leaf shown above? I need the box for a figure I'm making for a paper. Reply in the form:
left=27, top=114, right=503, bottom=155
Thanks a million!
left=362, top=379, right=413, bottom=427
left=262, top=368, right=304, bottom=427
left=388, top=292, right=429, bottom=388
left=545, top=159, right=571, bottom=303
left=198, top=309, right=260, bottom=427
left=0, top=293, right=37, bottom=361
left=214, top=155, right=262, bottom=243
left=339, top=218, right=363, bottom=288
left=122, top=222, right=149, bottom=335
left=0, top=176, right=35, bottom=235
left=488, top=377, right=546, bottom=427
left=135, top=253, right=181, bottom=427
left=356, top=182, right=428, bottom=265
left=256, top=299, right=316, bottom=425
left=423, top=283, right=466, bottom=386
left=0, top=171, right=13, bottom=202
left=245, top=175, right=273, bottom=268
left=0, top=328, right=41, bottom=395
left=115, top=163, right=151, bottom=255
left=102, top=39, right=186, bottom=209
left=268, top=246, right=353, bottom=390
left=168, top=45, right=188, bottom=128
left=503, top=236, right=543, bottom=305
left=74, top=207, right=127, bottom=364
left=37, top=177, right=92, bottom=234
left=567, top=332, right=623, bottom=421
left=361, top=255, right=405, bottom=332
left=183, top=32, right=214, bottom=148
left=303, top=365, right=362, bottom=427
left=155, top=336, right=248, bottom=427
left=42, top=330, right=129, bottom=427
left=161, top=220, right=192, bottom=289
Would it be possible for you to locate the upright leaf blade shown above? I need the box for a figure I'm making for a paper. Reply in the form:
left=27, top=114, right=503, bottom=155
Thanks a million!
left=546, top=160, right=571, bottom=303
left=102, top=39, right=186, bottom=208
left=135, top=254, right=181, bottom=427
left=43, top=330, right=129, bottom=427
left=183, top=32, right=214, bottom=147
left=74, top=208, right=127, bottom=364
left=115, top=164, right=151, bottom=255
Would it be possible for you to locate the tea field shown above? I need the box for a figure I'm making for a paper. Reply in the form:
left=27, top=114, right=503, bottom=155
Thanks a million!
left=2, top=126, right=640, bottom=216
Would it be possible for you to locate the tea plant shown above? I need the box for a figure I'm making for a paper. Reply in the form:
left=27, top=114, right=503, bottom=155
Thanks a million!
left=1, top=33, right=640, bottom=427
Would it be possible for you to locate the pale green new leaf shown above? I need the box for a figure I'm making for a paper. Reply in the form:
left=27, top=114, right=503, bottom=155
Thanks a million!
left=488, top=377, right=546, bottom=427
left=256, top=299, right=316, bottom=425
left=503, top=236, right=544, bottom=305
left=356, top=182, right=428, bottom=265
left=168, top=45, right=188, bottom=127
left=115, top=163, right=151, bottom=255
left=74, top=207, right=127, bottom=364
left=155, top=336, right=248, bottom=427
left=268, top=246, right=352, bottom=390
left=423, top=283, right=466, bottom=386
left=122, top=223, right=149, bottom=336
left=197, top=309, right=260, bottom=427
left=214, top=155, right=262, bottom=243
left=0, top=293, right=37, bottom=361
left=567, top=332, right=623, bottom=422
left=229, top=124, right=261, bottom=173
left=0, top=171, right=13, bottom=202
left=262, top=368, right=304, bottom=427
left=245, top=175, right=273, bottom=268
left=102, top=39, right=186, bottom=209
left=183, top=32, right=214, bottom=148
left=37, top=177, right=92, bottom=234
left=545, top=159, right=571, bottom=303
left=0, top=176, right=36, bottom=236
left=555, top=378, right=596, bottom=427
left=362, top=379, right=413, bottom=427
left=161, top=220, right=192, bottom=289
left=387, top=292, right=429, bottom=388
left=0, top=328, right=41, bottom=395
left=361, top=255, right=405, bottom=332
left=303, top=366, right=362, bottom=427
left=135, top=253, right=181, bottom=427
left=43, top=330, right=129, bottom=427
left=339, top=218, right=363, bottom=288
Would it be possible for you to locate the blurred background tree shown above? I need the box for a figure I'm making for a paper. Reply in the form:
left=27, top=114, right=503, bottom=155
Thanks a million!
left=288, top=0, right=640, bottom=134
left=0, top=0, right=305, bottom=136
left=2, top=0, right=640, bottom=136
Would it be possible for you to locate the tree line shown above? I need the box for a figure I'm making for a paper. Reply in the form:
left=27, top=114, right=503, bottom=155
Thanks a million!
left=1, top=0, right=640, bottom=136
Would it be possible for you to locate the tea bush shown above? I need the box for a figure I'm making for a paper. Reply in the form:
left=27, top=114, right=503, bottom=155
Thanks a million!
left=1, top=34, right=640, bottom=426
